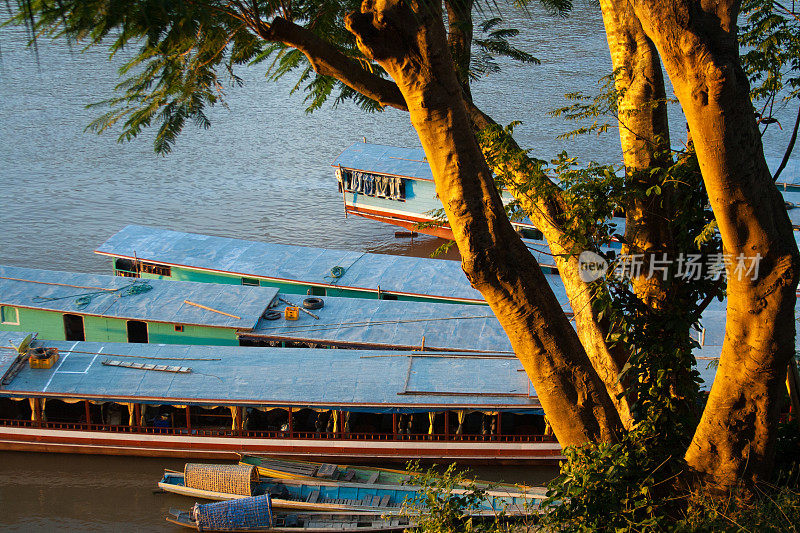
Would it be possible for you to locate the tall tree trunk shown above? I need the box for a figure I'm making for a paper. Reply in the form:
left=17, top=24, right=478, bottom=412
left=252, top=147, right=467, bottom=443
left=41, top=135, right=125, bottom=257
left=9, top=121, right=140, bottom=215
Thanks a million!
left=259, top=12, right=634, bottom=428
left=466, top=104, right=635, bottom=429
left=630, top=0, right=800, bottom=487
left=346, top=0, right=624, bottom=445
left=600, top=0, right=674, bottom=311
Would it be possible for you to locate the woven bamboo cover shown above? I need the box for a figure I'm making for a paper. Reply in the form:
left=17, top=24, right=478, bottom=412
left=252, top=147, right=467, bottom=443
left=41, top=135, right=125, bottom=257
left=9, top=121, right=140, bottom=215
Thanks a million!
left=194, top=494, right=273, bottom=530
left=184, top=463, right=259, bottom=496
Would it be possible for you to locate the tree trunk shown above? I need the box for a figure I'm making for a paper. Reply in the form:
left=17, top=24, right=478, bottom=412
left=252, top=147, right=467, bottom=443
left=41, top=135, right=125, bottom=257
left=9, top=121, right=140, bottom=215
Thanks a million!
left=600, top=0, right=675, bottom=311
left=346, top=0, right=623, bottom=445
left=630, top=0, right=800, bottom=487
left=466, top=103, right=635, bottom=429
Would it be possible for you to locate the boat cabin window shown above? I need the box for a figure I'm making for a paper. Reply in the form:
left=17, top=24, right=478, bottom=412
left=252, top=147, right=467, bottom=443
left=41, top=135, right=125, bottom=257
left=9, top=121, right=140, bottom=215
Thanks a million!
left=174, top=324, right=184, bottom=332
left=241, top=277, right=260, bottom=286
left=63, top=314, right=85, bottom=341
left=189, top=406, right=231, bottom=430
left=114, top=258, right=139, bottom=277
left=126, top=320, right=149, bottom=343
left=139, top=262, right=171, bottom=277
left=0, top=306, right=19, bottom=325
left=42, top=399, right=87, bottom=424
left=379, top=293, right=398, bottom=301
left=0, top=397, right=31, bottom=421
left=244, top=408, right=289, bottom=432
left=518, top=228, right=544, bottom=241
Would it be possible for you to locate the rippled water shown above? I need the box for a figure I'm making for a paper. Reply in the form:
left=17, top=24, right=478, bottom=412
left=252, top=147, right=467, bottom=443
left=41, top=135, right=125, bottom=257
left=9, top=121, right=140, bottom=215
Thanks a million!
left=0, top=4, right=797, bottom=531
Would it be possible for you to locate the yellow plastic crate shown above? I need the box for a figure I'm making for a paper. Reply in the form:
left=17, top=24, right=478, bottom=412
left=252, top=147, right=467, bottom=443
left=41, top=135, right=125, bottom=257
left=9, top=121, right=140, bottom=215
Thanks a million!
left=28, top=347, right=59, bottom=369
left=284, top=307, right=300, bottom=320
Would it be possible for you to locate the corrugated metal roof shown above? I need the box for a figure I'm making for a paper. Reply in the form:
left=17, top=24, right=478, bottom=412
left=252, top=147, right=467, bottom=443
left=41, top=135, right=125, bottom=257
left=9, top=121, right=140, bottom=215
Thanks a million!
left=0, top=334, right=539, bottom=411
left=332, top=142, right=433, bottom=181
left=95, top=225, right=573, bottom=304
left=0, top=266, right=275, bottom=330
left=248, top=295, right=515, bottom=353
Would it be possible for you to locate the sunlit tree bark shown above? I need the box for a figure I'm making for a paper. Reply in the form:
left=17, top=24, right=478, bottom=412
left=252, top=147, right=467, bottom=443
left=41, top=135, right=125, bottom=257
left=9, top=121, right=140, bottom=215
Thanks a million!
left=628, top=0, right=800, bottom=487
left=346, top=0, right=624, bottom=445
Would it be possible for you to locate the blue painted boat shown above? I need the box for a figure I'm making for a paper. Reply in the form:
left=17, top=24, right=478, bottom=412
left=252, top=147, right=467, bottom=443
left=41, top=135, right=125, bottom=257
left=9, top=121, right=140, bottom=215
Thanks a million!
left=0, top=265, right=520, bottom=352
left=331, top=142, right=543, bottom=242
left=157, top=463, right=542, bottom=516
left=0, top=332, right=566, bottom=462
left=95, top=225, right=578, bottom=304
left=166, top=494, right=413, bottom=532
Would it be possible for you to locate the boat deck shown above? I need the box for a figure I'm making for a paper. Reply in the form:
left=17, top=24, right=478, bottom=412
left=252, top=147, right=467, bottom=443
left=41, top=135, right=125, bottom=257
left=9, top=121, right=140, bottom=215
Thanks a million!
left=247, top=295, right=514, bottom=353
left=0, top=334, right=539, bottom=410
left=0, top=265, right=275, bottom=330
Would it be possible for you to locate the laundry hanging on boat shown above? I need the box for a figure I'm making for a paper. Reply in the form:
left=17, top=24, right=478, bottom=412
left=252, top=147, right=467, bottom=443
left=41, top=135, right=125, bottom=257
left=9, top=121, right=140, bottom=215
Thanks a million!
left=337, top=168, right=405, bottom=200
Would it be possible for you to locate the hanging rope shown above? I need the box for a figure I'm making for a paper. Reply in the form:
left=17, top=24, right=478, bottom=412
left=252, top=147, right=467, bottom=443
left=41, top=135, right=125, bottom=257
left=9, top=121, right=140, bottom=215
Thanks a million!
left=32, top=280, right=153, bottom=309
left=325, top=252, right=367, bottom=284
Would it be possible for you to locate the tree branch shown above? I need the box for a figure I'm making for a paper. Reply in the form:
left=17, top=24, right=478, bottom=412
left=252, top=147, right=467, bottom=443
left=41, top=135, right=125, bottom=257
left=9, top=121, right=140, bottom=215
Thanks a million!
left=260, top=17, right=408, bottom=111
left=773, top=103, right=800, bottom=183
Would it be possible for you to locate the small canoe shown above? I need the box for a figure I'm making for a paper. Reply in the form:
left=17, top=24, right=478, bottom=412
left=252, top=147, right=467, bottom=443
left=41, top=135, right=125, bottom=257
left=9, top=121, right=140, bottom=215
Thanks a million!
left=238, top=454, right=546, bottom=501
left=159, top=463, right=541, bottom=516
left=158, top=470, right=419, bottom=514
left=238, top=455, right=413, bottom=485
left=166, top=494, right=413, bottom=532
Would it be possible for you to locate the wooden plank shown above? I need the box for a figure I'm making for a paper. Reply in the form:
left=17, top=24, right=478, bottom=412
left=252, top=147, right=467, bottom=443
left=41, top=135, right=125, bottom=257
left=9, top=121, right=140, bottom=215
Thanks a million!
left=315, top=463, right=338, bottom=478
left=183, top=299, right=241, bottom=320
left=101, top=359, right=191, bottom=373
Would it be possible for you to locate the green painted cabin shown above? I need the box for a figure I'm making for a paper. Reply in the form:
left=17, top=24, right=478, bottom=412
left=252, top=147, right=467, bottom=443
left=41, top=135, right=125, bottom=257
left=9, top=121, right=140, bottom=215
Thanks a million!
left=0, top=265, right=274, bottom=346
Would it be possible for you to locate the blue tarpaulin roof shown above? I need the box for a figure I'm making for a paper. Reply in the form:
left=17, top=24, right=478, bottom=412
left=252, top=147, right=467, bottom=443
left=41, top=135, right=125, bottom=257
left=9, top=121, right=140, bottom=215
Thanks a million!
left=95, top=225, right=572, bottom=305
left=332, top=142, right=433, bottom=181
left=0, top=333, right=721, bottom=410
left=0, top=265, right=276, bottom=330
left=0, top=334, right=541, bottom=411
left=249, top=295, right=514, bottom=353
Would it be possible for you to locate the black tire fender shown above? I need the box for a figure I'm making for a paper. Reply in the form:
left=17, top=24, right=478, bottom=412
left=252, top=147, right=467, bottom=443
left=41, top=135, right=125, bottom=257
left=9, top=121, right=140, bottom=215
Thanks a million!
left=263, top=310, right=282, bottom=320
left=303, top=297, right=324, bottom=310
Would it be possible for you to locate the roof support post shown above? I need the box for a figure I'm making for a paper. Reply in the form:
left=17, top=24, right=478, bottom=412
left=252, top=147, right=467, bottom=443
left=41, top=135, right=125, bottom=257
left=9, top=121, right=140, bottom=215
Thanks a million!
left=84, top=400, right=92, bottom=429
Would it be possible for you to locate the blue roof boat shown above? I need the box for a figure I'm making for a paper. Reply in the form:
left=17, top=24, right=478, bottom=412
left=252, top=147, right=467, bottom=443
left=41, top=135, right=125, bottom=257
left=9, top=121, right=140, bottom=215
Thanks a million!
left=0, top=265, right=520, bottom=352
left=331, top=142, right=542, bottom=242
left=0, top=332, right=566, bottom=462
left=95, top=225, right=573, bottom=304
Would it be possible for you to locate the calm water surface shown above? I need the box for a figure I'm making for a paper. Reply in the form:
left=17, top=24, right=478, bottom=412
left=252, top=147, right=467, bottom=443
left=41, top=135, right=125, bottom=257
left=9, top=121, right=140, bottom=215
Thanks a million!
left=0, top=4, right=797, bottom=531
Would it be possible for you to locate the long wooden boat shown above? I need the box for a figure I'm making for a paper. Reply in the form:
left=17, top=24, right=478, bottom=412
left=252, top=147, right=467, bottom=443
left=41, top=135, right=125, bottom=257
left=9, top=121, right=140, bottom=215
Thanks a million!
left=95, top=225, right=573, bottom=304
left=0, top=332, right=570, bottom=463
left=238, top=455, right=414, bottom=484
left=158, top=463, right=540, bottom=516
left=333, top=143, right=800, bottom=235
left=166, top=494, right=413, bottom=532
left=236, top=454, right=543, bottom=498
left=158, top=469, right=418, bottom=513
left=331, top=142, right=543, bottom=242
left=0, top=265, right=522, bottom=353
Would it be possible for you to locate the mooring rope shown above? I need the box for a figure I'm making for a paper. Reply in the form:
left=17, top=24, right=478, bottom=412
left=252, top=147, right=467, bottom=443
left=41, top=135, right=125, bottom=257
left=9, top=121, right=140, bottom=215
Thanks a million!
left=32, top=280, right=153, bottom=309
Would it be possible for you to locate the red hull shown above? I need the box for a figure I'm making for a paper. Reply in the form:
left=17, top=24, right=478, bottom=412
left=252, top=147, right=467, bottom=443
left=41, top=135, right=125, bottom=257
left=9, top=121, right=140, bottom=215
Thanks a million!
left=346, top=205, right=455, bottom=240
left=0, top=425, right=563, bottom=465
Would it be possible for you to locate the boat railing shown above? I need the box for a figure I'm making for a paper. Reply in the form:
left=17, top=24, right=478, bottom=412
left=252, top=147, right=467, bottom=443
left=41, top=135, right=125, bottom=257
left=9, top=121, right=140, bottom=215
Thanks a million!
left=0, top=418, right=556, bottom=442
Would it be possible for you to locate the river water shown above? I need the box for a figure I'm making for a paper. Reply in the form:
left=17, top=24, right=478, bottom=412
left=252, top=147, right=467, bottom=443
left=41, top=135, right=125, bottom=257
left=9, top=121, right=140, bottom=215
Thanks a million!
left=0, top=4, right=797, bottom=531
